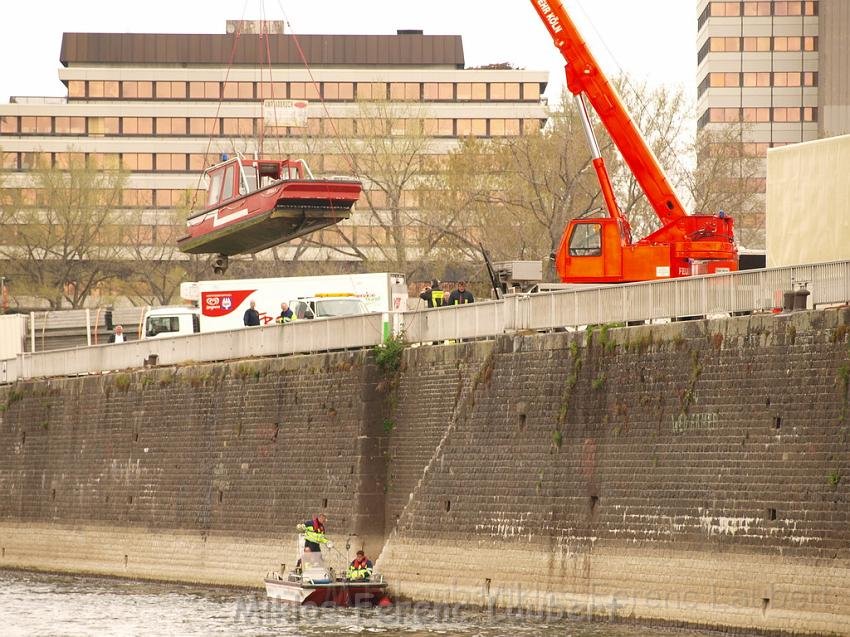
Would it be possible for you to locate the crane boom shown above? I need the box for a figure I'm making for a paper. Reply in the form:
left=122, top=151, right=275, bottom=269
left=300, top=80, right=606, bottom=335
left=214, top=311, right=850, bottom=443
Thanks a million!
left=531, top=0, right=686, bottom=226
left=529, top=0, right=738, bottom=283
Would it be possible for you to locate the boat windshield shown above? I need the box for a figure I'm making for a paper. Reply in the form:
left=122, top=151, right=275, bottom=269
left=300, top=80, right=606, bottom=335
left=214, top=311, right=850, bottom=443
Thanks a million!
left=241, top=165, right=258, bottom=194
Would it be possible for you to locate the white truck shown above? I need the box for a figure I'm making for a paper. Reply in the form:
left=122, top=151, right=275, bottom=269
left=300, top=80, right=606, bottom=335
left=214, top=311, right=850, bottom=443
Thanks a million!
left=142, top=272, right=407, bottom=339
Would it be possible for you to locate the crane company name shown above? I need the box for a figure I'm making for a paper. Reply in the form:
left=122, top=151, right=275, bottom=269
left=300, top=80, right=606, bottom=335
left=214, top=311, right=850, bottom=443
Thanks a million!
left=536, top=0, right=564, bottom=33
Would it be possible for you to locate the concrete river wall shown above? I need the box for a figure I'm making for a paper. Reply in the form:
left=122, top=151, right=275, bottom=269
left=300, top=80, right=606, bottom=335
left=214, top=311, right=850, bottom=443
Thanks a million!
left=1, top=309, right=849, bottom=635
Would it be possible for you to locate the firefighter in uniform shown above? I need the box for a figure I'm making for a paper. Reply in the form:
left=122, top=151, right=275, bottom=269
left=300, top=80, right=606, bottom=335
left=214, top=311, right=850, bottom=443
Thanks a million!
left=419, top=280, right=444, bottom=308
left=297, top=513, right=333, bottom=553
left=347, top=550, right=373, bottom=581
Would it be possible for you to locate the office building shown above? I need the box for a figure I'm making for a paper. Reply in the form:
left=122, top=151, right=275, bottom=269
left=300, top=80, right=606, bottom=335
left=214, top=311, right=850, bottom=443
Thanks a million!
left=696, top=0, right=849, bottom=246
left=0, top=21, right=548, bottom=275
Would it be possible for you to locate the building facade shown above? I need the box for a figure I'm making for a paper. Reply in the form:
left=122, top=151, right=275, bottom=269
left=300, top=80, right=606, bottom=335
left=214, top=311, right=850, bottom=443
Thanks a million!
left=696, top=0, right=849, bottom=247
left=0, top=21, right=548, bottom=281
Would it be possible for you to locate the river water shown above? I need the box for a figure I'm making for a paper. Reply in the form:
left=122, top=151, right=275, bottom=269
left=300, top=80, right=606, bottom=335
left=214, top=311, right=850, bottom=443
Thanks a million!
left=1, top=569, right=744, bottom=637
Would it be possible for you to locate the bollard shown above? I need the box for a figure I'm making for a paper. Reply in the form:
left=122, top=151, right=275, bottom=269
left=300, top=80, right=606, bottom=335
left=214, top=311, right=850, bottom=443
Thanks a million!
left=793, top=287, right=810, bottom=311
left=783, top=290, right=796, bottom=312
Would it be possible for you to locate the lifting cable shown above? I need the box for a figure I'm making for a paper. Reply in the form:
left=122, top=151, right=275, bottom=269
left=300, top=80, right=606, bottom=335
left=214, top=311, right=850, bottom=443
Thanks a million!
left=190, top=0, right=252, bottom=210
left=273, top=0, right=358, bottom=175
left=572, top=0, right=693, bottom=209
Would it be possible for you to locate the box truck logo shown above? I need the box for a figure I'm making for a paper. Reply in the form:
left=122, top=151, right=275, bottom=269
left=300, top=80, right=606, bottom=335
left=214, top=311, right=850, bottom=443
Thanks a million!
left=202, top=290, right=256, bottom=317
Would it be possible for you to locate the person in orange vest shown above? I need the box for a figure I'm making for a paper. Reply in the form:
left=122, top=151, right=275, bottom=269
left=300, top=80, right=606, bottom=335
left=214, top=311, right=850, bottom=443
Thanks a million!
left=346, top=550, right=373, bottom=581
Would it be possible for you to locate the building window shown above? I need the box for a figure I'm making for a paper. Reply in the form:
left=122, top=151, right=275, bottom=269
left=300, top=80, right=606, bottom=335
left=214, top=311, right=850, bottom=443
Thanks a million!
left=0, top=116, right=17, bottom=133
left=258, top=82, right=287, bottom=99
left=68, top=81, right=86, bottom=98
left=122, top=81, right=153, bottom=99
left=711, top=2, right=742, bottom=17
left=423, top=83, right=453, bottom=100
left=523, top=83, right=542, bottom=101
left=20, top=116, right=52, bottom=134
left=155, top=154, right=187, bottom=172
left=456, top=83, right=487, bottom=101
left=189, top=82, right=221, bottom=99
left=710, top=37, right=741, bottom=52
left=55, top=117, right=86, bottom=135
left=122, top=117, right=154, bottom=135
left=121, top=154, right=154, bottom=171
left=223, top=82, right=254, bottom=100
left=156, top=81, right=187, bottom=99
left=222, top=118, right=255, bottom=136
left=710, top=108, right=742, bottom=123
left=289, top=82, right=320, bottom=100
left=322, top=82, right=354, bottom=100
left=743, top=37, right=771, bottom=52
left=743, top=1, right=772, bottom=16
left=155, top=117, right=187, bottom=135
left=357, top=82, right=388, bottom=100
left=189, top=117, right=221, bottom=136
left=490, top=83, right=521, bottom=101
left=743, top=107, right=770, bottom=123
left=742, top=72, right=771, bottom=87
left=389, top=82, right=421, bottom=101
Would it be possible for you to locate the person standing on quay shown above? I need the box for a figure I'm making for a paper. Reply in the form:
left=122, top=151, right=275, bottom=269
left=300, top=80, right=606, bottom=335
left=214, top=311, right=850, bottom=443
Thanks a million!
left=447, top=281, right=474, bottom=305
left=243, top=301, right=261, bottom=326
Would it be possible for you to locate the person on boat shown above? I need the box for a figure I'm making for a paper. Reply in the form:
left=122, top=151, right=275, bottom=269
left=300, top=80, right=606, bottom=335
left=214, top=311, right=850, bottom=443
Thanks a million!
left=346, top=550, right=373, bottom=581
left=297, top=514, right=333, bottom=553
left=276, top=302, right=295, bottom=324
left=243, top=301, right=261, bottom=326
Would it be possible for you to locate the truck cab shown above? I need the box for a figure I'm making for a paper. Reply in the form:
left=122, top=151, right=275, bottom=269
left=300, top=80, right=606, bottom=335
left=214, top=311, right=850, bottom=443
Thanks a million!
left=142, top=306, right=200, bottom=339
left=289, top=295, right=370, bottom=320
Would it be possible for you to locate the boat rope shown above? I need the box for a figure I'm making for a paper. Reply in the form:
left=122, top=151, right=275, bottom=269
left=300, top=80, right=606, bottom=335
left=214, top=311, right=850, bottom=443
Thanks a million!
left=274, top=0, right=358, bottom=175
left=190, top=0, right=252, bottom=211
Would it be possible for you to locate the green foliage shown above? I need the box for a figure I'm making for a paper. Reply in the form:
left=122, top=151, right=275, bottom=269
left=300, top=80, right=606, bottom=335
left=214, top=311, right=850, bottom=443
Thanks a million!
left=114, top=374, right=131, bottom=392
left=592, top=375, right=606, bottom=391
left=6, top=387, right=24, bottom=408
left=552, top=429, right=563, bottom=449
left=828, top=469, right=841, bottom=487
left=373, top=333, right=406, bottom=374
left=383, top=418, right=395, bottom=433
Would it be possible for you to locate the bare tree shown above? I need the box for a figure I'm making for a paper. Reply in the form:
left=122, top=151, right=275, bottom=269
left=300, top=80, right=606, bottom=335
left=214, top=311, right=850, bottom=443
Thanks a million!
left=0, top=156, right=126, bottom=308
left=117, top=198, right=190, bottom=305
left=299, top=100, right=434, bottom=278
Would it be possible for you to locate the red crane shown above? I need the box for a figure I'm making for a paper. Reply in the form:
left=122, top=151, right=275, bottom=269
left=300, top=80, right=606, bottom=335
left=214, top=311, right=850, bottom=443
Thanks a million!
left=530, top=0, right=738, bottom=283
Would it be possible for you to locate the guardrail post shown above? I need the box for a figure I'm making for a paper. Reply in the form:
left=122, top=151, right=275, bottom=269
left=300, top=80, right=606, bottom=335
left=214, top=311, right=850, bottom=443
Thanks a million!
left=85, top=308, right=92, bottom=347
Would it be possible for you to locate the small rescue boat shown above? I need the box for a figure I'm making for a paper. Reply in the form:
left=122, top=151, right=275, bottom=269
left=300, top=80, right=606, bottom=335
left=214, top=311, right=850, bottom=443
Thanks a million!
left=177, top=156, right=362, bottom=273
left=264, top=538, right=391, bottom=607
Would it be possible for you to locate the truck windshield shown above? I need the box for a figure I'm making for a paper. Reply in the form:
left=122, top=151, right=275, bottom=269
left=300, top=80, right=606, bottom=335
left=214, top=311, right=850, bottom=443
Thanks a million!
left=314, top=299, right=366, bottom=317
left=146, top=316, right=180, bottom=337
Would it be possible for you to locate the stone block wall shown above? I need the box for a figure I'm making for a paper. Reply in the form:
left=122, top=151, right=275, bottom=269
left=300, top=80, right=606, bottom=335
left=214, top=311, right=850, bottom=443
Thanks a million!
left=0, top=351, right=390, bottom=584
left=379, top=309, right=850, bottom=635
left=1, top=309, right=849, bottom=634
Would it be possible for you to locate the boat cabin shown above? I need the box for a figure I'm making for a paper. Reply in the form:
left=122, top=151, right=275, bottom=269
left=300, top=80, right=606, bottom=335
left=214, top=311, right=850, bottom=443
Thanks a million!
left=204, top=157, right=309, bottom=209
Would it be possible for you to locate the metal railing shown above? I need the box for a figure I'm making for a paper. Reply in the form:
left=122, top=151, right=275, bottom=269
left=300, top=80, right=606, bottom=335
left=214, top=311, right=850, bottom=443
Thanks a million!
left=2, top=261, right=848, bottom=383
left=6, top=313, right=384, bottom=382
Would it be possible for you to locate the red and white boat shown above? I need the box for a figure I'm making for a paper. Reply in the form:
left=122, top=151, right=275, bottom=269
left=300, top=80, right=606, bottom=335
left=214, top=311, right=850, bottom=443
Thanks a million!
left=264, top=542, right=390, bottom=607
left=177, top=156, right=362, bottom=273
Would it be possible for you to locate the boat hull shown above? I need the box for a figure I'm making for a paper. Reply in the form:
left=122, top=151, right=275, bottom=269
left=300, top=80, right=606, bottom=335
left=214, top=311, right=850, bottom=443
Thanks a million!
left=263, top=577, right=390, bottom=607
left=178, top=179, right=361, bottom=256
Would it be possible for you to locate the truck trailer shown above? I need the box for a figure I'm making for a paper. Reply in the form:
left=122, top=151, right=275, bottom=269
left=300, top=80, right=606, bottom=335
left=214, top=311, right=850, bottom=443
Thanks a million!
left=142, top=272, right=407, bottom=339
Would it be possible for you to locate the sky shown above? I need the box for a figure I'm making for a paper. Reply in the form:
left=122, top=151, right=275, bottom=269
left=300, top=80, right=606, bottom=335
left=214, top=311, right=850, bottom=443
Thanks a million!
left=0, top=0, right=698, bottom=105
